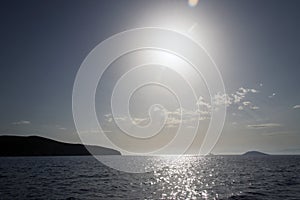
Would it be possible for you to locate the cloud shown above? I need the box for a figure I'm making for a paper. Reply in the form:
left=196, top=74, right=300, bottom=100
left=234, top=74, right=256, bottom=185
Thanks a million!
left=242, top=101, right=251, bottom=106
left=250, top=89, right=259, bottom=93
left=196, top=96, right=212, bottom=109
left=261, top=130, right=298, bottom=136
left=104, top=86, right=262, bottom=127
left=232, top=94, right=243, bottom=104
left=211, top=87, right=260, bottom=110
left=236, top=87, right=259, bottom=96
left=268, top=93, right=276, bottom=98
left=104, top=106, right=210, bottom=129
left=293, top=105, right=300, bottom=109
left=213, top=93, right=232, bottom=106
left=54, top=125, right=67, bottom=130
left=250, top=106, right=259, bottom=110
left=247, top=123, right=282, bottom=129
left=12, top=120, right=31, bottom=125
left=104, top=114, right=130, bottom=125
left=132, top=117, right=149, bottom=125
left=104, top=114, right=112, bottom=118
left=239, top=101, right=260, bottom=110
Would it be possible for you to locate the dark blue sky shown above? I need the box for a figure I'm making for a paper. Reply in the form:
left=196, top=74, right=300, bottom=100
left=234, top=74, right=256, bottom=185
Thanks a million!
left=1, top=0, right=300, bottom=154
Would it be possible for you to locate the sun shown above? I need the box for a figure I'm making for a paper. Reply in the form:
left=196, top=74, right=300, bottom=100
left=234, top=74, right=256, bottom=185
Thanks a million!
left=188, top=0, right=199, bottom=7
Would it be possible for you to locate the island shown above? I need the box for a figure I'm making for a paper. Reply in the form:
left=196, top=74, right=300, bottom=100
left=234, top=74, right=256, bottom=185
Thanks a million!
left=242, top=151, right=269, bottom=156
left=0, top=135, right=121, bottom=156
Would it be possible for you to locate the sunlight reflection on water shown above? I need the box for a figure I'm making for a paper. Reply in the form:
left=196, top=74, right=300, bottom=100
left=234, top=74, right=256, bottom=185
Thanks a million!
left=0, top=156, right=299, bottom=199
left=151, top=156, right=211, bottom=199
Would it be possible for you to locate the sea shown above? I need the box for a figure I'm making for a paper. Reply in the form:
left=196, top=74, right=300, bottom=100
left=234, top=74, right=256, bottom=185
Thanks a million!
left=0, top=155, right=299, bottom=199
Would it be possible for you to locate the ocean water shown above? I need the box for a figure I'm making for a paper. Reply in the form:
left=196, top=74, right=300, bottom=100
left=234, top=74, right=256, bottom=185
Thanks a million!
left=0, top=156, right=299, bottom=200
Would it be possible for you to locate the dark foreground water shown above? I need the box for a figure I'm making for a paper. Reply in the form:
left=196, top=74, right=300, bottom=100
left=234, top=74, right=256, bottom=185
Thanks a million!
left=0, top=156, right=299, bottom=200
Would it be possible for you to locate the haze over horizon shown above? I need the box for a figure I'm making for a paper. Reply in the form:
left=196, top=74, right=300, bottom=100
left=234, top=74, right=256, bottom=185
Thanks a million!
left=1, top=0, right=300, bottom=155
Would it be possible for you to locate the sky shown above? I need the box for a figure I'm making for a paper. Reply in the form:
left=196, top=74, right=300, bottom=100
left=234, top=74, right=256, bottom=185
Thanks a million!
left=1, top=0, right=300, bottom=155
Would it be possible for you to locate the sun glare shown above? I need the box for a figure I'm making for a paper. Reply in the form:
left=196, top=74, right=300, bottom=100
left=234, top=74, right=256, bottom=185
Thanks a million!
left=188, top=0, right=199, bottom=7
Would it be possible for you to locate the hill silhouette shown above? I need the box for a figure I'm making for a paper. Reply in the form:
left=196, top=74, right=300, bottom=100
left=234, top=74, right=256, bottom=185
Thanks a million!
left=242, top=151, right=269, bottom=156
left=0, top=135, right=121, bottom=156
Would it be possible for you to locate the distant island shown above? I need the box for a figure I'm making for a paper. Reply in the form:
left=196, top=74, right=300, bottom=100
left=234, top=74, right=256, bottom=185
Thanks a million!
left=242, top=151, right=269, bottom=156
left=0, top=135, right=121, bottom=156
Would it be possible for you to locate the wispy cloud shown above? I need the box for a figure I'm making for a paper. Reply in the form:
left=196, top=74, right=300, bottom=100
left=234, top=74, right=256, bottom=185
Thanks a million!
left=247, top=123, right=282, bottom=129
left=104, top=86, right=262, bottom=128
left=261, top=130, right=298, bottom=136
left=242, top=101, right=251, bottom=106
left=11, top=120, right=31, bottom=125
left=268, top=93, right=276, bottom=98
left=104, top=114, right=127, bottom=123
left=250, top=106, right=259, bottom=110
left=165, top=108, right=210, bottom=127
left=54, top=125, right=67, bottom=130
left=293, top=105, right=300, bottom=109
left=241, top=101, right=259, bottom=110
left=211, top=87, right=260, bottom=110
left=104, top=106, right=210, bottom=129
